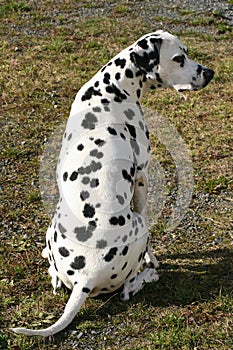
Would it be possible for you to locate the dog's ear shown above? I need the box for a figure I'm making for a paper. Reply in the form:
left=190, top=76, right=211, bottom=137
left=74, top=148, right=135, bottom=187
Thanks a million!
left=130, top=37, right=162, bottom=80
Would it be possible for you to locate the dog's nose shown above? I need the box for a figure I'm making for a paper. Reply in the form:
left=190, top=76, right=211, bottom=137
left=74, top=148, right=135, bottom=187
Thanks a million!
left=203, top=68, right=214, bottom=82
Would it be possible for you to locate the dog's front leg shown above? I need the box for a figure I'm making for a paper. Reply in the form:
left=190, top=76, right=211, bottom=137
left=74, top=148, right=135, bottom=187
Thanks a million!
left=133, top=171, right=148, bottom=219
left=133, top=172, right=159, bottom=269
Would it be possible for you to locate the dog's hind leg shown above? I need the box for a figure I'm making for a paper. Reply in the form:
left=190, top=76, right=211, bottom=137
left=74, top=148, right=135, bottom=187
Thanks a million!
left=144, top=247, right=159, bottom=269
left=120, top=268, right=159, bottom=301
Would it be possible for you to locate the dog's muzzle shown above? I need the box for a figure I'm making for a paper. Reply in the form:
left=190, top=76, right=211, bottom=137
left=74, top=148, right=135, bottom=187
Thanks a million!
left=190, top=67, right=215, bottom=91
left=202, top=68, right=215, bottom=87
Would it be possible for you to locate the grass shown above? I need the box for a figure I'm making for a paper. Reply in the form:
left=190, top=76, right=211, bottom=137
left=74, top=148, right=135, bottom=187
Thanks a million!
left=0, top=0, right=232, bottom=349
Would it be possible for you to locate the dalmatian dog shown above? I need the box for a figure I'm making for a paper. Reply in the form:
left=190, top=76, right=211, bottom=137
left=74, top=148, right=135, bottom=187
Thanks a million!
left=11, top=30, right=214, bottom=336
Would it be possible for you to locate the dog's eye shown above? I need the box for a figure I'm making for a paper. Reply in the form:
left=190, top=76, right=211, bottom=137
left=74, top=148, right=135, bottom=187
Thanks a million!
left=172, top=54, right=185, bottom=67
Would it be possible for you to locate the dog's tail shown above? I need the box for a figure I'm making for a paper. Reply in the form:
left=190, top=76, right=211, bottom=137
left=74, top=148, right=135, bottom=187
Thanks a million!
left=10, top=283, right=90, bottom=337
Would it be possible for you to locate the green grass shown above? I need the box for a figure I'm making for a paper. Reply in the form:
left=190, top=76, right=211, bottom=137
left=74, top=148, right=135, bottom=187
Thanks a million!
left=1, top=1, right=232, bottom=349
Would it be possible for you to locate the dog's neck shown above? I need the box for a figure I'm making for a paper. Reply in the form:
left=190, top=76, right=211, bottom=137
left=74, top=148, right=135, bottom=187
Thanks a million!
left=95, top=50, right=161, bottom=103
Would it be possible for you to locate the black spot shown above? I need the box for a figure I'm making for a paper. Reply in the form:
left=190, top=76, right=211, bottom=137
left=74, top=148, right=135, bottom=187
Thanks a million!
left=150, top=37, right=162, bottom=44
left=83, top=203, right=95, bottom=218
left=90, top=149, right=103, bottom=159
left=125, top=69, right=134, bottom=78
left=109, top=215, right=125, bottom=226
left=59, top=247, right=70, bottom=257
left=77, top=144, right=84, bottom=151
left=138, top=182, right=144, bottom=187
left=58, top=223, right=67, bottom=234
left=137, top=89, right=141, bottom=99
left=81, top=87, right=102, bottom=102
left=123, top=89, right=130, bottom=96
left=104, top=105, right=110, bottom=112
left=130, top=51, right=158, bottom=75
left=122, top=169, right=132, bottom=183
left=137, top=38, right=149, bottom=49
left=172, top=54, right=185, bottom=67
left=80, top=191, right=90, bottom=201
left=122, top=235, right=128, bottom=242
left=124, top=109, right=135, bottom=120
left=126, top=269, right=132, bottom=279
left=74, top=222, right=96, bottom=242
left=138, top=252, right=143, bottom=262
left=115, top=72, right=121, bottom=80
left=115, top=57, right=126, bottom=68
left=96, top=239, right=107, bottom=249
left=94, top=138, right=105, bottom=147
left=101, top=98, right=110, bottom=105
left=130, top=276, right=136, bottom=283
left=122, top=246, right=128, bottom=256
left=89, top=220, right=97, bottom=230
left=70, top=171, right=78, bottom=181
left=111, top=273, right=118, bottom=279
left=107, top=126, right=117, bottom=135
left=109, top=216, right=118, bottom=225
left=101, top=65, right=107, bottom=73
left=63, top=172, right=68, bottom=181
left=48, top=239, right=51, bottom=250
left=90, top=178, right=99, bottom=188
left=106, top=84, right=127, bottom=101
left=79, top=161, right=102, bottom=175
left=116, top=195, right=124, bottom=205
left=70, top=256, right=86, bottom=270
left=54, top=231, right=57, bottom=242
left=81, top=112, right=98, bottom=130
left=104, top=247, right=118, bottom=262
left=155, top=73, right=163, bottom=83
left=82, top=176, right=90, bottom=184
left=125, top=123, right=136, bottom=138
left=94, top=81, right=99, bottom=87
left=130, top=165, right=135, bottom=177
left=93, top=106, right=101, bottom=113
left=103, top=72, right=111, bottom=84
left=67, top=270, right=74, bottom=275
left=122, top=261, right=128, bottom=270
left=197, top=65, right=203, bottom=75
left=82, top=287, right=90, bottom=294
left=120, top=132, right=126, bottom=140
left=139, top=121, right=144, bottom=130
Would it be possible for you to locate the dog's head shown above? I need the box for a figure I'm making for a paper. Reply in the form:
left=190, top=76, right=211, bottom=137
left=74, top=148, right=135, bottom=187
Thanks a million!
left=131, top=31, right=214, bottom=91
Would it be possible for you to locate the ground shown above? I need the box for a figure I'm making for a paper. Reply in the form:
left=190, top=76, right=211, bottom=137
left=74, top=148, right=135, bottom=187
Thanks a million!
left=0, top=1, right=232, bottom=349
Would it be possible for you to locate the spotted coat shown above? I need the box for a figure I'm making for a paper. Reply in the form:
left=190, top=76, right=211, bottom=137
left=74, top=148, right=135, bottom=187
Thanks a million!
left=11, top=30, right=214, bottom=337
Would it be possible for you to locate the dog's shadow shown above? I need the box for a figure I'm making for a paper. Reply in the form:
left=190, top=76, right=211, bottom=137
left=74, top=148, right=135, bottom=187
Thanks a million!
left=51, top=247, right=232, bottom=342
left=83, top=247, right=233, bottom=317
